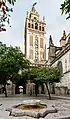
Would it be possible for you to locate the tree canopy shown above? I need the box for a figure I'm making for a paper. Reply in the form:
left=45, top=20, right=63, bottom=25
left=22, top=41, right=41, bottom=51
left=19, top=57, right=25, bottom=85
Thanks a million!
left=22, top=66, right=61, bottom=99
left=0, top=42, right=30, bottom=83
left=61, top=0, right=70, bottom=19
left=0, top=42, right=30, bottom=96
left=22, top=67, right=61, bottom=84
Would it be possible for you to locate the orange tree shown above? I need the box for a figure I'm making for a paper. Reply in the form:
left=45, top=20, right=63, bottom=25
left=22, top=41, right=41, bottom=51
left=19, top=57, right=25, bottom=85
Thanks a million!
left=22, top=66, right=61, bottom=99
left=0, top=42, right=30, bottom=97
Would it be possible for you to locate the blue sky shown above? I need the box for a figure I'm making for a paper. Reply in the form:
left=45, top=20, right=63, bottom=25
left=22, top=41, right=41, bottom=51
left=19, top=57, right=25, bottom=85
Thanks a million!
left=0, top=0, right=70, bottom=52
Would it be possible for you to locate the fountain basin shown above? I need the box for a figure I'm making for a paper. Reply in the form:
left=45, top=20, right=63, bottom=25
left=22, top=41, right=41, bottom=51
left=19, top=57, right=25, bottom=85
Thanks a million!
left=14, top=104, right=47, bottom=110
left=6, top=100, right=57, bottom=118
left=22, top=100, right=41, bottom=105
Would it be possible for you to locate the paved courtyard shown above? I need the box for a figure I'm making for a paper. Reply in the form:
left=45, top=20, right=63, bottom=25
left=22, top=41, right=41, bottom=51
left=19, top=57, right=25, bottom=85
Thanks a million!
left=0, top=95, right=70, bottom=119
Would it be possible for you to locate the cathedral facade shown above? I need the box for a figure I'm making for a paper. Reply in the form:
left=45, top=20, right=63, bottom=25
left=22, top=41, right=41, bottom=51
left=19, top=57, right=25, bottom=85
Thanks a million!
left=48, top=31, right=70, bottom=95
left=24, top=5, right=70, bottom=95
left=24, top=6, right=46, bottom=65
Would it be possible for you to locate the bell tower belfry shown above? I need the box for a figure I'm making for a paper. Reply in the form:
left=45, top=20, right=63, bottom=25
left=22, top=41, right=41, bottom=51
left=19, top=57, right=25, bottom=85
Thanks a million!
left=24, top=5, right=46, bottom=64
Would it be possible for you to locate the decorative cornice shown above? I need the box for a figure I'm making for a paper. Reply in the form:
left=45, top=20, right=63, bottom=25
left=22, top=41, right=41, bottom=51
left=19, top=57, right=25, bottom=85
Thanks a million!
left=50, top=44, right=70, bottom=65
left=26, top=18, right=46, bottom=25
left=30, top=12, right=39, bottom=17
left=27, top=27, right=46, bottom=34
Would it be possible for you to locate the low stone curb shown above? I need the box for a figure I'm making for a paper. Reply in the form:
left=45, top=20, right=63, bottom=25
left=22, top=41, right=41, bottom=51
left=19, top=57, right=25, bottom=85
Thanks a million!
left=42, top=111, right=70, bottom=119
left=6, top=106, right=57, bottom=118
left=11, top=116, right=35, bottom=119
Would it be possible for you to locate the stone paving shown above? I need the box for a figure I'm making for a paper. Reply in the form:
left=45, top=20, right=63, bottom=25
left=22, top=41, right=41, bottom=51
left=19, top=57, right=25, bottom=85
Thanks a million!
left=0, top=95, right=70, bottom=119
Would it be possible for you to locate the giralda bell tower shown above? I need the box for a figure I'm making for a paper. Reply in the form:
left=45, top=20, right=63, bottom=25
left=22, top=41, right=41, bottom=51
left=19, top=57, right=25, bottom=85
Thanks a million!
left=24, top=4, right=46, bottom=64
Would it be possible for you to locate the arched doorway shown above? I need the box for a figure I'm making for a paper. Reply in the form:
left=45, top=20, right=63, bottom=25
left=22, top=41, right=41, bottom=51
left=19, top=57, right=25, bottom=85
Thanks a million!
left=15, top=79, right=26, bottom=94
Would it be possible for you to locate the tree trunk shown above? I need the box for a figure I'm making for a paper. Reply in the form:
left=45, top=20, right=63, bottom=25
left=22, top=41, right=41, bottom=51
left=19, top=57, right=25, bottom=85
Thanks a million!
left=45, top=83, right=51, bottom=100
left=4, top=84, right=7, bottom=97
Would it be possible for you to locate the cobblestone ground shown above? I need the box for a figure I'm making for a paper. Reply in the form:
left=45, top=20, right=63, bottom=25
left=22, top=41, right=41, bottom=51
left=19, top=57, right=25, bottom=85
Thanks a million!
left=0, top=94, right=70, bottom=119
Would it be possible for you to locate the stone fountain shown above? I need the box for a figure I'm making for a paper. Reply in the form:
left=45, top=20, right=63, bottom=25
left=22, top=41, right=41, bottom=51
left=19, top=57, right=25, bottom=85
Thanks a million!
left=6, top=100, right=57, bottom=118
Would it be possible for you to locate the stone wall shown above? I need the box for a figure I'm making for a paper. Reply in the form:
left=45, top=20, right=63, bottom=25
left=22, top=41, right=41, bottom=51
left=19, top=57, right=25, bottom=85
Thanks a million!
left=6, top=80, right=15, bottom=96
left=26, top=81, right=35, bottom=96
left=51, top=50, right=70, bottom=95
left=55, top=86, right=68, bottom=95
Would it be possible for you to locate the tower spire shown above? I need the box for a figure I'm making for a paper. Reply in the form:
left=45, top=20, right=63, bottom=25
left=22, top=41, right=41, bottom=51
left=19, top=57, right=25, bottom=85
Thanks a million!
left=49, top=35, right=54, bottom=46
left=62, top=30, right=66, bottom=40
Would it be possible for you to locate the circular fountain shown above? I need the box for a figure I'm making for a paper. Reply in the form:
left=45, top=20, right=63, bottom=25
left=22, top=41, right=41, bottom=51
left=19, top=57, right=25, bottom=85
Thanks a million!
left=6, top=99, right=57, bottom=118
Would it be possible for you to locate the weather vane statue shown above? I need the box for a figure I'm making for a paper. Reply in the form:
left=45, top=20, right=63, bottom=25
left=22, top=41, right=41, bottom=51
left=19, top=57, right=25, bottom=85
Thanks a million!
left=32, top=0, right=40, bottom=7
left=32, top=2, right=37, bottom=7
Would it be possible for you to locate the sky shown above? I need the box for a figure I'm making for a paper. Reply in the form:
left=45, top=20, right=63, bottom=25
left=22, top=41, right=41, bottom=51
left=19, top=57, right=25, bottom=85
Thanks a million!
left=0, top=0, right=70, bottom=53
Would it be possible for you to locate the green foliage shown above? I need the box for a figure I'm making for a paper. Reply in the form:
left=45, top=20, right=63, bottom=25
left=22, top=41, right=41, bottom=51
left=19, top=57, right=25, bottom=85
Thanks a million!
left=60, top=0, right=70, bottom=19
left=34, top=67, right=61, bottom=84
left=0, top=42, right=30, bottom=84
left=0, top=0, right=16, bottom=32
left=22, top=66, right=61, bottom=84
left=7, top=0, right=16, bottom=5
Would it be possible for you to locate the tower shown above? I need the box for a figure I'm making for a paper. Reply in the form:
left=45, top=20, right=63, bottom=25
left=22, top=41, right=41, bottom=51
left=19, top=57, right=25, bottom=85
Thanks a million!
left=24, top=6, right=46, bottom=64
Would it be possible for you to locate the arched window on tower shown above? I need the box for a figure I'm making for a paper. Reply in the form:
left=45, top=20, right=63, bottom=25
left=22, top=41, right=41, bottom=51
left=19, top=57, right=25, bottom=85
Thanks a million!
left=28, top=23, right=30, bottom=28
left=39, top=26, right=41, bottom=31
left=42, top=27, right=44, bottom=31
left=57, top=61, right=63, bottom=74
left=35, top=23, right=38, bottom=29
left=34, top=17, right=36, bottom=20
left=31, top=24, right=34, bottom=28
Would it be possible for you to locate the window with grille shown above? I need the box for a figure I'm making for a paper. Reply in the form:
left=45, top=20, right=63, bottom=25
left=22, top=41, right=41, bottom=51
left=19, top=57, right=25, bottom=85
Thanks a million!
left=30, top=35, right=33, bottom=46
left=29, top=49, right=33, bottom=59
left=35, top=36, right=39, bottom=62
left=40, top=51, right=43, bottom=61
left=40, top=38, right=43, bottom=48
